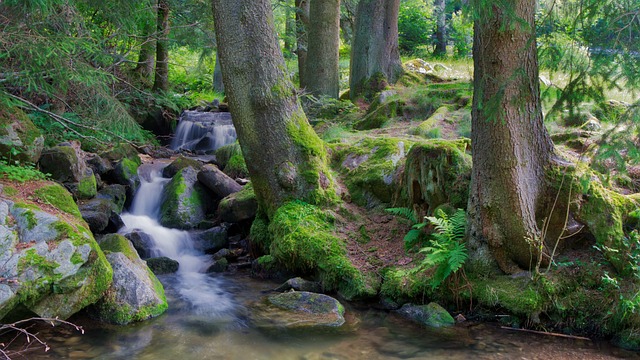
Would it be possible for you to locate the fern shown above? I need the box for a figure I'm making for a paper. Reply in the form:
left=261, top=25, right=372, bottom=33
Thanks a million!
left=417, top=209, right=468, bottom=290
left=385, top=207, right=418, bottom=223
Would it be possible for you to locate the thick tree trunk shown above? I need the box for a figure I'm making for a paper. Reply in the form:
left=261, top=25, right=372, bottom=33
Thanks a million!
left=213, top=52, right=224, bottom=93
left=134, top=21, right=156, bottom=83
left=305, top=0, right=341, bottom=98
left=433, top=0, right=447, bottom=56
left=468, top=0, right=554, bottom=274
left=295, top=0, right=310, bottom=88
left=152, top=0, right=170, bottom=92
left=350, top=0, right=403, bottom=100
left=211, top=0, right=336, bottom=219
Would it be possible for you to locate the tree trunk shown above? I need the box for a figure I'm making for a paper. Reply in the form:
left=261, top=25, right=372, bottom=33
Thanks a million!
left=152, top=0, right=170, bottom=92
left=433, top=0, right=447, bottom=56
left=468, top=0, right=554, bottom=274
left=134, top=20, right=156, bottom=84
left=350, top=0, right=403, bottom=100
left=211, top=0, right=336, bottom=219
left=295, top=0, right=310, bottom=88
left=284, top=2, right=295, bottom=57
left=213, top=52, right=224, bottom=93
left=305, top=0, right=341, bottom=98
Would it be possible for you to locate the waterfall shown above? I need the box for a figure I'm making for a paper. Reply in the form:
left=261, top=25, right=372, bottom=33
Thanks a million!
left=119, top=163, right=236, bottom=318
left=171, top=111, right=237, bottom=152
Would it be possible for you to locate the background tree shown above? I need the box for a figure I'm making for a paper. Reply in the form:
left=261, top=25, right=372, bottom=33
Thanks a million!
left=153, top=0, right=170, bottom=92
left=305, top=0, right=341, bottom=98
left=211, top=0, right=336, bottom=218
left=295, top=0, right=310, bottom=88
left=468, top=0, right=554, bottom=273
left=133, top=3, right=157, bottom=84
left=350, top=0, right=404, bottom=100
left=433, top=0, right=447, bottom=56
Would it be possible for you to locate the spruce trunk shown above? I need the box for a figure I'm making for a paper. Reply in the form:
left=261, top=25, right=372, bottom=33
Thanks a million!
left=152, top=0, right=170, bottom=92
left=295, top=0, right=310, bottom=88
left=468, top=0, right=554, bottom=273
left=434, top=0, right=447, bottom=56
left=349, top=0, right=403, bottom=100
left=211, top=0, right=336, bottom=219
left=305, top=0, right=341, bottom=98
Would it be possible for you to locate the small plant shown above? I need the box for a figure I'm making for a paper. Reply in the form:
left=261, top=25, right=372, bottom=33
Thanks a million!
left=415, top=208, right=468, bottom=290
left=0, top=160, right=49, bottom=182
left=385, top=207, right=427, bottom=250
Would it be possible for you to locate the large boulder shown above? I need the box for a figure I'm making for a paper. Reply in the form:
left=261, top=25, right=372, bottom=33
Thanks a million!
left=91, top=234, right=167, bottom=325
left=38, top=143, right=97, bottom=199
left=336, top=137, right=411, bottom=207
left=78, top=198, right=123, bottom=234
left=217, top=183, right=257, bottom=223
left=146, top=257, right=179, bottom=275
left=251, top=291, right=345, bottom=330
left=159, top=167, right=211, bottom=229
left=0, top=107, right=44, bottom=164
left=95, top=184, right=127, bottom=214
left=0, top=182, right=112, bottom=320
left=397, top=139, right=471, bottom=217
left=197, top=164, right=242, bottom=200
left=190, top=226, right=228, bottom=253
left=110, top=158, right=141, bottom=202
left=162, top=156, right=203, bottom=178
left=124, top=230, right=156, bottom=259
left=396, top=303, right=455, bottom=328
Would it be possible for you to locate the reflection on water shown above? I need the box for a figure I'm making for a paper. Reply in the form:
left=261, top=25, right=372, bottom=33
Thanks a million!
left=18, top=273, right=640, bottom=360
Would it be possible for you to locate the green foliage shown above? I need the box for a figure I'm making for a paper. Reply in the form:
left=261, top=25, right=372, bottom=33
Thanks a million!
left=414, top=209, right=467, bottom=290
left=301, top=95, right=358, bottom=120
left=385, top=207, right=426, bottom=250
left=398, top=0, right=434, bottom=54
left=0, top=160, right=49, bottom=182
left=450, top=11, right=473, bottom=58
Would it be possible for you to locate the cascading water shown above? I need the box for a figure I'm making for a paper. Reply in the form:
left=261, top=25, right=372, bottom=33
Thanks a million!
left=119, top=162, right=237, bottom=319
left=170, top=111, right=237, bottom=152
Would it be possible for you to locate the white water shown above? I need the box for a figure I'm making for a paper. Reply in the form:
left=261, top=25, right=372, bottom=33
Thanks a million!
left=119, top=163, right=236, bottom=319
left=170, top=111, right=237, bottom=152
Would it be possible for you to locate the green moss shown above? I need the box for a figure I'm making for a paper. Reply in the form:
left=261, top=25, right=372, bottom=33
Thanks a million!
left=472, top=276, right=545, bottom=317
left=410, top=106, right=449, bottom=138
left=120, top=157, right=140, bottom=179
left=286, top=111, right=325, bottom=158
left=250, top=211, right=273, bottom=254
left=33, top=183, right=82, bottom=219
left=70, top=251, right=84, bottom=265
left=354, top=97, right=405, bottom=131
left=225, top=153, right=248, bottom=178
left=18, top=249, right=60, bottom=274
left=2, top=186, right=18, bottom=196
left=76, top=173, right=97, bottom=199
left=215, top=142, right=243, bottom=169
left=98, top=234, right=139, bottom=261
left=267, top=200, right=368, bottom=297
left=101, top=143, right=141, bottom=164
left=380, top=268, right=433, bottom=302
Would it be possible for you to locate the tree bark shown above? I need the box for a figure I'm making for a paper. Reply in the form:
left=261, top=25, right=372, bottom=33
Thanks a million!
left=295, top=0, right=310, bottom=88
left=152, top=0, right=170, bottom=92
left=284, top=1, right=295, bottom=57
left=468, top=0, right=554, bottom=274
left=134, top=19, right=156, bottom=84
left=305, top=0, right=341, bottom=98
left=433, top=0, right=447, bottom=56
left=349, top=0, right=403, bottom=100
left=211, top=0, right=336, bottom=219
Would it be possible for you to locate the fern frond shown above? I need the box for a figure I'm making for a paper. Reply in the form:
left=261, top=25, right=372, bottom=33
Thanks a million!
left=386, top=207, right=417, bottom=223
left=403, top=229, right=422, bottom=250
left=447, top=243, right=468, bottom=273
left=450, top=209, right=467, bottom=242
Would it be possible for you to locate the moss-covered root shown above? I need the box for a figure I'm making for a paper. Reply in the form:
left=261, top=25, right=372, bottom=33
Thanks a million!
left=254, top=201, right=377, bottom=300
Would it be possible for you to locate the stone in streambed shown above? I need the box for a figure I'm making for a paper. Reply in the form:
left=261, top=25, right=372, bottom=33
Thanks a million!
left=396, top=302, right=454, bottom=328
left=197, top=164, right=242, bottom=199
left=252, top=291, right=345, bottom=330
left=146, top=257, right=179, bottom=275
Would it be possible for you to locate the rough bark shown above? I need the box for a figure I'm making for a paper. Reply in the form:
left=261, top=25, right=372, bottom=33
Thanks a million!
left=305, top=0, right=341, bottom=98
left=433, top=0, right=447, bottom=56
left=468, top=0, right=554, bottom=274
left=152, top=0, right=170, bottom=92
left=134, top=20, right=156, bottom=83
left=350, top=0, right=403, bottom=100
left=295, top=0, right=310, bottom=88
left=284, top=2, right=295, bottom=56
left=211, top=0, right=336, bottom=219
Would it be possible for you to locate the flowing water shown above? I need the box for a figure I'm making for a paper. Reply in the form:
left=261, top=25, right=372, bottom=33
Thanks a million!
left=12, top=164, right=640, bottom=359
left=170, top=111, right=236, bottom=152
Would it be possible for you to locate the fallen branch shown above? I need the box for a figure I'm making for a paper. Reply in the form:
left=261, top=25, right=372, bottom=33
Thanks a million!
left=0, top=317, right=84, bottom=360
left=500, top=326, right=591, bottom=341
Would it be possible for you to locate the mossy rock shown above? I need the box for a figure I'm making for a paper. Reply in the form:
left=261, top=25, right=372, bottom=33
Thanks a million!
left=252, top=291, right=345, bottom=330
left=91, top=234, right=167, bottom=325
left=0, top=185, right=113, bottom=320
left=111, top=157, right=141, bottom=202
left=266, top=201, right=371, bottom=298
left=397, top=303, right=455, bottom=328
left=38, top=145, right=86, bottom=184
left=162, top=156, right=203, bottom=178
left=354, top=96, right=404, bottom=131
left=0, top=106, right=44, bottom=164
left=397, top=139, right=471, bottom=216
left=159, top=167, right=210, bottom=229
left=336, top=137, right=412, bottom=207
left=215, top=142, right=248, bottom=178
left=218, top=183, right=257, bottom=223
left=100, top=143, right=141, bottom=164
left=410, top=106, right=449, bottom=138
left=73, top=172, right=97, bottom=200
